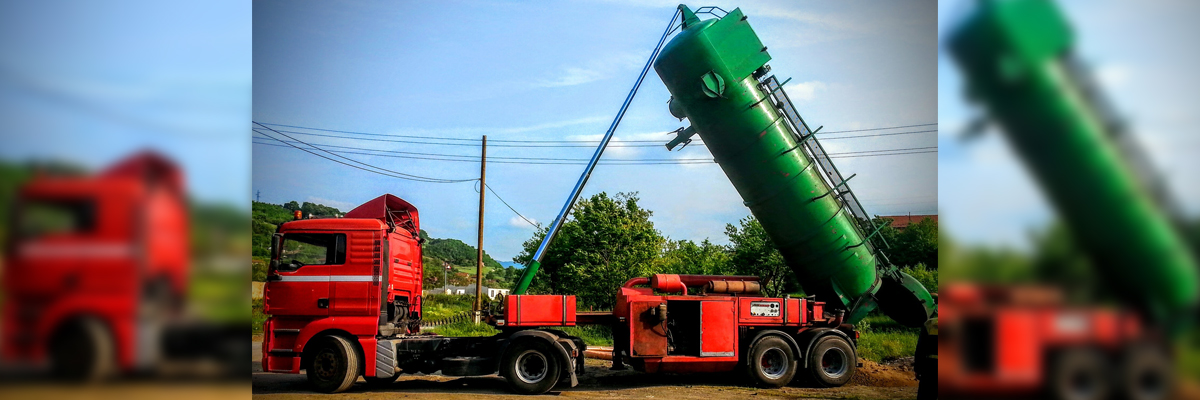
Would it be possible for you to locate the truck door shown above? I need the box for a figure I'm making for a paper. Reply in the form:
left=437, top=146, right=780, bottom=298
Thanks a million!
left=265, top=232, right=345, bottom=316
left=328, top=230, right=379, bottom=316
left=700, top=300, right=736, bottom=357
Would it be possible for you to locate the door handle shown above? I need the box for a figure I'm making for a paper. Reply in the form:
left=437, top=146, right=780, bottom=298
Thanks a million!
left=317, top=298, right=329, bottom=309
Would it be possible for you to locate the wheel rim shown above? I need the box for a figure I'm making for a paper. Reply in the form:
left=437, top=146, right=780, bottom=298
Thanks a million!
left=821, top=347, right=848, bottom=379
left=759, top=347, right=788, bottom=379
left=515, top=350, right=548, bottom=384
left=313, top=350, right=339, bottom=380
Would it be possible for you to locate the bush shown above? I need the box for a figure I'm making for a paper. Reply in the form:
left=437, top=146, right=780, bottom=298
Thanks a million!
left=900, top=263, right=938, bottom=293
left=252, top=257, right=268, bottom=282
left=252, top=298, right=266, bottom=337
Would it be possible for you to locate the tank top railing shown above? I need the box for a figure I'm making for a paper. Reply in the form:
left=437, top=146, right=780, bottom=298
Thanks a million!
left=760, top=75, right=894, bottom=267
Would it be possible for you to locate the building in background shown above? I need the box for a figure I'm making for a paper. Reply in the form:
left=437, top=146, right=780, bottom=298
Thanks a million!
left=878, top=214, right=937, bottom=231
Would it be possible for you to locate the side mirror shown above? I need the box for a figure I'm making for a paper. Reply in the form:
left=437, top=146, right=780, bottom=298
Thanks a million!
left=270, top=233, right=282, bottom=271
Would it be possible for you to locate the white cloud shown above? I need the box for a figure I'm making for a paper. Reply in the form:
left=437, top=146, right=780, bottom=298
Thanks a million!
left=306, top=196, right=356, bottom=212
left=742, top=4, right=865, bottom=34
left=1095, top=63, right=1131, bottom=90
left=785, top=81, right=827, bottom=102
left=537, top=52, right=647, bottom=88
left=509, top=215, right=539, bottom=229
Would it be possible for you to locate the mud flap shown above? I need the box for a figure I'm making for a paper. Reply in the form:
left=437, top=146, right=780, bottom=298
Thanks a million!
left=554, top=338, right=580, bottom=388
left=375, top=339, right=396, bottom=379
left=875, top=268, right=937, bottom=328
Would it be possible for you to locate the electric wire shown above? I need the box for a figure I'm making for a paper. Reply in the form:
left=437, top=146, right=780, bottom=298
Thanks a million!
left=252, top=123, right=477, bottom=183
left=255, top=121, right=937, bottom=144
left=483, top=182, right=540, bottom=229
left=252, top=138, right=936, bottom=163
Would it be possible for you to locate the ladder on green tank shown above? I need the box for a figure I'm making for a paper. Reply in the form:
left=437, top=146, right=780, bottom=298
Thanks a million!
left=759, top=75, right=895, bottom=267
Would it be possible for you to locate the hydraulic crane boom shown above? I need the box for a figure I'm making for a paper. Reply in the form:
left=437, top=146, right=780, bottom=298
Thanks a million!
left=511, top=9, right=682, bottom=295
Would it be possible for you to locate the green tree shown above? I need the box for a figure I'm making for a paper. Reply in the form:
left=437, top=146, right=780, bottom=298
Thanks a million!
left=724, top=216, right=797, bottom=297
left=514, top=192, right=664, bottom=310
left=870, top=216, right=938, bottom=269
left=283, top=201, right=300, bottom=212
left=657, top=239, right=733, bottom=276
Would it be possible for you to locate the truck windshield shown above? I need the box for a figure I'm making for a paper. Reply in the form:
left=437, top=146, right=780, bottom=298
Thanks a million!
left=18, top=199, right=95, bottom=240
left=278, top=233, right=345, bottom=271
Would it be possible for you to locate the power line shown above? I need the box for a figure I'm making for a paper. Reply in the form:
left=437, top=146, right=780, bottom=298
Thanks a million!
left=252, top=124, right=477, bottom=183
left=815, top=129, right=938, bottom=140
left=255, top=121, right=936, bottom=145
left=250, top=133, right=715, bottom=162
left=253, top=138, right=936, bottom=163
left=253, top=132, right=935, bottom=160
left=482, top=182, right=540, bottom=229
left=252, top=140, right=713, bottom=165
left=817, top=123, right=938, bottom=134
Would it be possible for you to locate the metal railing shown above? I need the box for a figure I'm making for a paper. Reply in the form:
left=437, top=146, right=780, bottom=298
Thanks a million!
left=760, top=75, right=894, bottom=267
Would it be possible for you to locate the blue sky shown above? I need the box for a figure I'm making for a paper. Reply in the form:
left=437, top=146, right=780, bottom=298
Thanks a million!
left=938, top=0, right=1200, bottom=249
left=253, top=0, right=937, bottom=261
left=0, top=1, right=251, bottom=207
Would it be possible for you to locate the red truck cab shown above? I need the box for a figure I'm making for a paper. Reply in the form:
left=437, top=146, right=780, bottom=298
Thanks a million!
left=261, top=194, right=424, bottom=375
left=2, top=152, right=188, bottom=379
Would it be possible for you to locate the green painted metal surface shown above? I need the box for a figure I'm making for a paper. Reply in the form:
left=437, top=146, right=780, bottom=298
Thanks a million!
left=948, top=0, right=1199, bottom=327
left=653, top=5, right=934, bottom=326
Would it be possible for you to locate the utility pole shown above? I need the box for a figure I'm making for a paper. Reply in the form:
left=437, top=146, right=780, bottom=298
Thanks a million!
left=443, top=261, right=450, bottom=294
left=474, top=135, right=486, bottom=323
left=256, top=190, right=260, bottom=202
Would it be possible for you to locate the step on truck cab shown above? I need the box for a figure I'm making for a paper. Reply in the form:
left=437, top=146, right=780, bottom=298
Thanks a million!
left=262, top=194, right=859, bottom=394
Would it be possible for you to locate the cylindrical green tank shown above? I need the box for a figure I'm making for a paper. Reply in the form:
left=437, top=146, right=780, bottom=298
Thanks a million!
left=948, top=0, right=1198, bottom=327
left=653, top=5, right=933, bottom=327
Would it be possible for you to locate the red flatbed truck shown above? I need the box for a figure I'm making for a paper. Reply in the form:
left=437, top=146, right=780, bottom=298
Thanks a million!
left=260, top=194, right=860, bottom=394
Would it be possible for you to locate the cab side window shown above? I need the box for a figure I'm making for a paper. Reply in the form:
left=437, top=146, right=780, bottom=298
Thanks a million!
left=18, top=199, right=95, bottom=240
left=278, top=233, right=345, bottom=271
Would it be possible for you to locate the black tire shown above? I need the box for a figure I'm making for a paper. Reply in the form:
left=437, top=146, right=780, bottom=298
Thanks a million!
left=50, top=318, right=115, bottom=382
left=305, top=335, right=360, bottom=393
left=501, top=339, right=562, bottom=395
left=916, top=360, right=937, bottom=400
left=803, top=335, right=856, bottom=388
left=745, top=336, right=797, bottom=388
left=1047, top=347, right=1110, bottom=400
left=1118, top=344, right=1173, bottom=400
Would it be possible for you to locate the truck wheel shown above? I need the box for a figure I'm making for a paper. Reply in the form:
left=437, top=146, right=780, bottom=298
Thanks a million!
left=50, top=318, right=115, bottom=382
left=1048, top=348, right=1110, bottom=400
left=306, top=336, right=360, bottom=393
left=916, top=359, right=938, bottom=400
left=803, top=335, right=855, bottom=388
left=501, top=339, right=562, bottom=395
left=746, top=336, right=797, bottom=387
left=1118, top=344, right=1173, bottom=400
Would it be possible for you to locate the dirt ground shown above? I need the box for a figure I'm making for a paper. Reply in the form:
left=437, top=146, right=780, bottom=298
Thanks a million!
left=251, top=341, right=920, bottom=399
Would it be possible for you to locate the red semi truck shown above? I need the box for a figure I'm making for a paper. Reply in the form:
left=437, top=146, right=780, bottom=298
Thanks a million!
left=260, top=194, right=860, bottom=394
left=2, top=152, right=246, bottom=380
left=3, top=152, right=188, bottom=378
